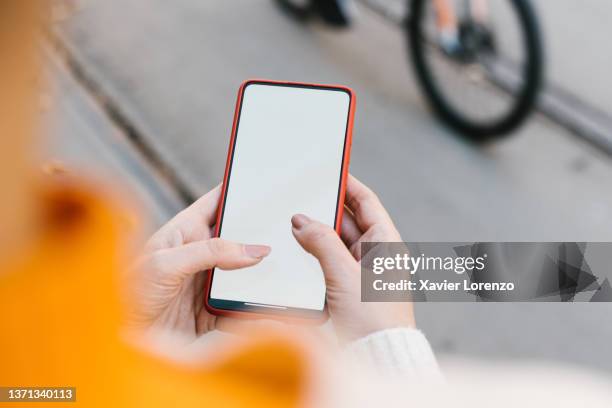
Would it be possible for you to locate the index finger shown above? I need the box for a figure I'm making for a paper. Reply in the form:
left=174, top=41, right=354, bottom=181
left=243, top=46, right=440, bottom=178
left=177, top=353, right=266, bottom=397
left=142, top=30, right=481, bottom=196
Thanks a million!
left=345, top=174, right=395, bottom=232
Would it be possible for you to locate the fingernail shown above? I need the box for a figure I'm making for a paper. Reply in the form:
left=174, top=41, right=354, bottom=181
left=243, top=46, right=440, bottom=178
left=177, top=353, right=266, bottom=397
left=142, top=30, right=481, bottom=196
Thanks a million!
left=244, top=244, right=271, bottom=259
left=291, top=214, right=311, bottom=230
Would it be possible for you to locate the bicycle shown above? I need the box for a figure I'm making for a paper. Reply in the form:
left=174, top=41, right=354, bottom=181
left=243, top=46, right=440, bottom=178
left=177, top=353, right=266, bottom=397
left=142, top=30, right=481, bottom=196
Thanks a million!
left=275, top=0, right=544, bottom=141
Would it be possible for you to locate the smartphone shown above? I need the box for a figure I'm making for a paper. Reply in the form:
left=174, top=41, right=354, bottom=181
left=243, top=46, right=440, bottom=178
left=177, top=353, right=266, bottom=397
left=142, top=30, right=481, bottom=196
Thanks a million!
left=204, top=79, right=355, bottom=321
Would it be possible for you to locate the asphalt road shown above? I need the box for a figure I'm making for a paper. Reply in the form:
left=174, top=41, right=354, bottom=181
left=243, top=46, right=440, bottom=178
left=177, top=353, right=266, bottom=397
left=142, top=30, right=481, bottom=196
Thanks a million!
left=53, top=0, right=612, bottom=372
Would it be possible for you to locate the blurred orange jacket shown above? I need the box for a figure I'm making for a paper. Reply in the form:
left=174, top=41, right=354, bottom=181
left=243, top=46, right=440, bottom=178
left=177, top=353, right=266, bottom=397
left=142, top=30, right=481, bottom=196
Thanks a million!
left=0, top=183, right=309, bottom=407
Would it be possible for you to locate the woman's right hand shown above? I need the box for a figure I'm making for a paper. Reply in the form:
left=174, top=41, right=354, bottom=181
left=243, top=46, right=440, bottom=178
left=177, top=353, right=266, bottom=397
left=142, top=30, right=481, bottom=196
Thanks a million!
left=291, top=175, right=415, bottom=343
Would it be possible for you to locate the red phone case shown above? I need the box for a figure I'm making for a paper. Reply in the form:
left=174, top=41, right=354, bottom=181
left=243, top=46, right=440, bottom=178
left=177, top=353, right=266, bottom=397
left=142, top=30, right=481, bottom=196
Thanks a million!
left=203, top=79, right=356, bottom=323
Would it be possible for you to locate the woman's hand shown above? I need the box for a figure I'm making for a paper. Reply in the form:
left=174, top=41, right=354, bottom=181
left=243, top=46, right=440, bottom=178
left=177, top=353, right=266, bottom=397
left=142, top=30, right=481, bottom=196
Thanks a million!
left=128, top=185, right=270, bottom=339
left=291, top=175, right=415, bottom=343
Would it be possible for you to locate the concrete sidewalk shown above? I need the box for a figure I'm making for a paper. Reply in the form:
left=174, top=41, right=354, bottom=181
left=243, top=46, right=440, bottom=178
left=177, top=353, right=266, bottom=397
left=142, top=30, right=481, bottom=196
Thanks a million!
left=47, top=0, right=612, bottom=372
left=42, top=50, right=184, bottom=234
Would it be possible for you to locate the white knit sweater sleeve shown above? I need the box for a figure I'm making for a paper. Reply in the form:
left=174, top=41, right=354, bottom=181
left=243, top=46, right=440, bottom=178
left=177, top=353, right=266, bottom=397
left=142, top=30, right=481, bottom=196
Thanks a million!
left=344, top=328, right=443, bottom=381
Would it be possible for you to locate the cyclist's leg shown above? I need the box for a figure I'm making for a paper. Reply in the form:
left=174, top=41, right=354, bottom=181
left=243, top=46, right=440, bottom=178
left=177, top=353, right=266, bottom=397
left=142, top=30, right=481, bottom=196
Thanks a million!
left=433, top=0, right=458, bottom=32
left=433, top=0, right=461, bottom=53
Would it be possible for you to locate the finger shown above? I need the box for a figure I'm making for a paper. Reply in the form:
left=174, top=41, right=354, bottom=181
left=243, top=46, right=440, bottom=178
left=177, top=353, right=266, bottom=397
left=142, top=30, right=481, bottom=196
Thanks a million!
left=215, top=316, right=286, bottom=335
left=182, top=184, right=222, bottom=227
left=340, top=207, right=361, bottom=247
left=150, top=238, right=271, bottom=283
left=195, top=309, right=217, bottom=335
left=291, top=214, right=356, bottom=287
left=345, top=174, right=394, bottom=232
left=147, top=185, right=222, bottom=249
left=169, top=184, right=222, bottom=235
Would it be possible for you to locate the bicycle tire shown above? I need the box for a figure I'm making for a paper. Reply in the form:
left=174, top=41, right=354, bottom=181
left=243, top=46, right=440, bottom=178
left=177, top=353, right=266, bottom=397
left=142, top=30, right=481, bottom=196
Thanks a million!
left=408, top=0, right=544, bottom=140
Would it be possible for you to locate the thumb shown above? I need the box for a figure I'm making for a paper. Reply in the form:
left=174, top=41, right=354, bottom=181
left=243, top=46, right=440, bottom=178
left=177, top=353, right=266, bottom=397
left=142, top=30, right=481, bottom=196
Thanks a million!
left=291, top=214, right=357, bottom=287
left=148, top=238, right=271, bottom=284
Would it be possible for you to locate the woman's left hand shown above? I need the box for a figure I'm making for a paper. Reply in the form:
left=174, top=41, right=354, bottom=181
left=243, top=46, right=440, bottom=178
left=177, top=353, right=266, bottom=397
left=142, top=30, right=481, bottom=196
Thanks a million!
left=128, top=185, right=271, bottom=339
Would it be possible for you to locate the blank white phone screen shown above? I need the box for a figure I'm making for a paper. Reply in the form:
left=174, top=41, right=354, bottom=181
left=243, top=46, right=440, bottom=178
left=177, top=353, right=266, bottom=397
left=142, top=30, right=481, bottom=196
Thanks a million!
left=210, top=83, right=351, bottom=311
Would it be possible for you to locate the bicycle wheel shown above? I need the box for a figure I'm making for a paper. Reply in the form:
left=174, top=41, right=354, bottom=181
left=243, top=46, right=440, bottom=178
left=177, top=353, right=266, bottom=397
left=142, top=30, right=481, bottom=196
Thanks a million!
left=408, top=0, right=544, bottom=140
